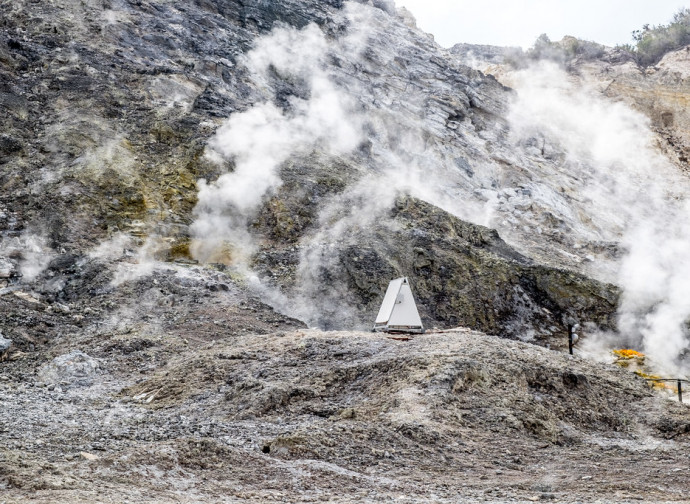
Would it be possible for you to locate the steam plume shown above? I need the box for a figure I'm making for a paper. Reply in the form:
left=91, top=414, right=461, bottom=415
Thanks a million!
left=0, top=233, right=53, bottom=282
left=189, top=1, right=690, bottom=366
left=190, top=22, right=363, bottom=265
left=507, top=61, right=690, bottom=374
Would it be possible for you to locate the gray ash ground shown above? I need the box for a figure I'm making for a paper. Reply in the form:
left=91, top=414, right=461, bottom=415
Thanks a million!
left=1, top=263, right=689, bottom=503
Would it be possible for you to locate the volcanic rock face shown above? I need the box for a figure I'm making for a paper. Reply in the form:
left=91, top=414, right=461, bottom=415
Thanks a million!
left=255, top=195, right=619, bottom=344
left=452, top=40, right=690, bottom=174
left=0, top=0, right=621, bottom=341
left=584, top=47, right=690, bottom=170
left=2, top=1, right=690, bottom=502
left=454, top=41, right=690, bottom=369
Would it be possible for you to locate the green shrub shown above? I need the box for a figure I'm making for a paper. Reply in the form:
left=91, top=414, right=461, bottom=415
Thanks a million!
left=631, top=8, right=690, bottom=66
left=524, top=34, right=605, bottom=66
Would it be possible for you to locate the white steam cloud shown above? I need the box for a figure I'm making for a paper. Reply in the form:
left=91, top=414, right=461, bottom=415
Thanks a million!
left=617, top=205, right=690, bottom=374
left=507, top=61, right=690, bottom=375
left=188, top=2, right=527, bottom=329
left=190, top=2, right=482, bottom=328
left=88, top=233, right=169, bottom=287
left=0, top=233, right=54, bottom=282
left=188, top=0, right=690, bottom=367
left=191, top=21, right=363, bottom=264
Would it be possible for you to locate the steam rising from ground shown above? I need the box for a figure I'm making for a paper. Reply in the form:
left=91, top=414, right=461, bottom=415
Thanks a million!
left=88, top=233, right=168, bottom=287
left=190, top=2, right=468, bottom=328
left=188, top=2, right=690, bottom=374
left=507, top=62, right=690, bottom=375
left=0, top=234, right=54, bottom=282
left=191, top=21, right=363, bottom=264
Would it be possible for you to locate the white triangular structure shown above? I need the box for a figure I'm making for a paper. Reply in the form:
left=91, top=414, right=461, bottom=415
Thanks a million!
left=373, top=277, right=424, bottom=334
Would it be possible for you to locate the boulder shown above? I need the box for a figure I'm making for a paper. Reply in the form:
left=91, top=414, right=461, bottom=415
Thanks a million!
left=0, top=257, right=15, bottom=278
left=37, top=351, right=101, bottom=387
left=0, top=332, right=11, bottom=360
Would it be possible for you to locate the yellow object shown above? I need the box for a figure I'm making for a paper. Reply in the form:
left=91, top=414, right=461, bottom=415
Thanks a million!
left=612, top=349, right=645, bottom=359
left=634, top=370, right=676, bottom=391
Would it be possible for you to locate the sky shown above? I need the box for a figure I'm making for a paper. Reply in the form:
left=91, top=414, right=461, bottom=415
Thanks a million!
left=396, top=0, right=689, bottom=49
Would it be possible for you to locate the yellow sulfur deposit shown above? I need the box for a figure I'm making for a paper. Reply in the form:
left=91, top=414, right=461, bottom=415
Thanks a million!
left=612, top=350, right=677, bottom=392
left=612, top=349, right=645, bottom=369
left=612, top=349, right=645, bottom=359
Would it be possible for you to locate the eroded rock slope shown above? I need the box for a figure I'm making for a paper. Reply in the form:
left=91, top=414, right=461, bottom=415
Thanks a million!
left=1, top=0, right=624, bottom=342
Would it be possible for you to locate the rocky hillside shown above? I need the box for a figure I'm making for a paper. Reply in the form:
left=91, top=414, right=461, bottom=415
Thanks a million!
left=0, top=0, right=628, bottom=343
left=452, top=39, right=690, bottom=371
left=2, top=1, right=690, bottom=502
left=452, top=39, right=690, bottom=167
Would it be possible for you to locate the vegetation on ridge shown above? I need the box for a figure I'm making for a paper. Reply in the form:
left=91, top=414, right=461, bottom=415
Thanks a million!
left=621, top=8, right=690, bottom=66
left=513, top=8, right=690, bottom=68
left=527, top=33, right=605, bottom=63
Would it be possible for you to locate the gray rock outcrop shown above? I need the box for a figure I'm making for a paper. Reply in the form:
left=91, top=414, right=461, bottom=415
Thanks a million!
left=0, top=257, right=14, bottom=278
left=0, top=331, right=11, bottom=360
left=37, top=350, right=101, bottom=388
